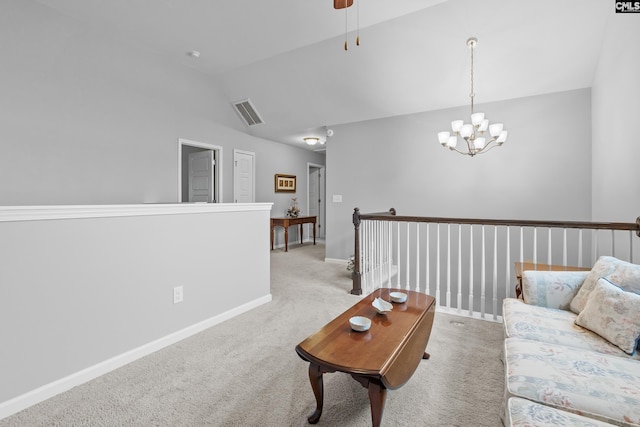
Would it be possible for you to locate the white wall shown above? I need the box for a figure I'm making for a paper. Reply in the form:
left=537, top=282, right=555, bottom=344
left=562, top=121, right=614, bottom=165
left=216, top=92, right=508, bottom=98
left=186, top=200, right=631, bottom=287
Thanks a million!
left=592, top=10, right=640, bottom=223
left=326, top=89, right=593, bottom=260
left=0, top=204, right=272, bottom=416
left=0, top=1, right=324, bottom=209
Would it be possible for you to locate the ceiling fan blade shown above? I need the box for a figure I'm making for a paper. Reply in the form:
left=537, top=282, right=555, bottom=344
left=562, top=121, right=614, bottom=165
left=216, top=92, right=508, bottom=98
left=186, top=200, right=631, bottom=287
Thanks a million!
left=334, top=0, right=353, bottom=10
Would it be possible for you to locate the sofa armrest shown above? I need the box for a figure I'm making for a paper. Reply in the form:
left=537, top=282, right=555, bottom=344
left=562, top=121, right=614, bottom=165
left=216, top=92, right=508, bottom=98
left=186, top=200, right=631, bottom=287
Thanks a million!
left=522, top=270, right=589, bottom=310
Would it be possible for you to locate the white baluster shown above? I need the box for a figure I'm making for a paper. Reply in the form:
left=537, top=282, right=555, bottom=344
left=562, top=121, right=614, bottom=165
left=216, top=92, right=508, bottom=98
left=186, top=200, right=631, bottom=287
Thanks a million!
left=387, top=222, right=393, bottom=287
left=376, top=221, right=381, bottom=289
left=415, top=223, right=420, bottom=292
left=436, top=224, right=441, bottom=307
left=578, top=229, right=583, bottom=267
left=396, top=222, right=401, bottom=288
left=505, top=227, right=511, bottom=299
left=493, top=226, right=498, bottom=321
left=481, top=225, right=486, bottom=318
left=611, top=229, right=616, bottom=258
left=594, top=230, right=599, bottom=265
left=426, top=223, right=430, bottom=296
left=406, top=222, right=410, bottom=290
left=457, top=224, right=462, bottom=313
left=469, top=225, right=474, bottom=317
left=547, top=228, right=552, bottom=265
left=446, top=224, right=451, bottom=309
left=519, top=227, right=524, bottom=264
left=563, top=228, right=567, bottom=266
left=532, top=227, right=538, bottom=264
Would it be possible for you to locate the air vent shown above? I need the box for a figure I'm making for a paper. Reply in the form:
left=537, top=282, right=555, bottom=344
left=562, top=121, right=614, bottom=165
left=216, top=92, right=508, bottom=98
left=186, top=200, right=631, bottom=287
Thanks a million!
left=232, top=99, right=264, bottom=127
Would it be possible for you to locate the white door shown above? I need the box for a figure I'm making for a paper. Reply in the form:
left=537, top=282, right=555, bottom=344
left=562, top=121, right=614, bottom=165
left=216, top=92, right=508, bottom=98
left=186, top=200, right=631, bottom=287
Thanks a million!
left=188, top=150, right=214, bottom=202
left=233, top=150, right=255, bottom=203
left=308, top=165, right=326, bottom=239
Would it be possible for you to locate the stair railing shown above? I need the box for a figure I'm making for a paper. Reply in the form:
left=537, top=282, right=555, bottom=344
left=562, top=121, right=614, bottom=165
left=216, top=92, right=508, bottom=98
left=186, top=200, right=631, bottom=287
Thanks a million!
left=351, top=208, right=640, bottom=321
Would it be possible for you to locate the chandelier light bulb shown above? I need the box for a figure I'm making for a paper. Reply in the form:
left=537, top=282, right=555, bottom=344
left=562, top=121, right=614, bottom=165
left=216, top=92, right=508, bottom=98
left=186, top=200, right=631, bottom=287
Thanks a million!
left=438, top=132, right=450, bottom=145
left=460, top=124, right=474, bottom=138
left=451, top=120, right=464, bottom=132
left=471, top=112, right=485, bottom=126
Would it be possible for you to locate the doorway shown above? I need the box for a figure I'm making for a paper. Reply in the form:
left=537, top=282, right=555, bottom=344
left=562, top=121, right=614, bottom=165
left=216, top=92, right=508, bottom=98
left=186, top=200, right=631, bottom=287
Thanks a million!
left=307, top=163, right=326, bottom=240
left=178, top=138, right=223, bottom=203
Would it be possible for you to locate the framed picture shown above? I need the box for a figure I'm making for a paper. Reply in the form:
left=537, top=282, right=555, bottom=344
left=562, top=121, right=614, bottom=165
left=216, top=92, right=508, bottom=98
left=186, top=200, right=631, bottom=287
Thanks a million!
left=275, top=174, right=296, bottom=193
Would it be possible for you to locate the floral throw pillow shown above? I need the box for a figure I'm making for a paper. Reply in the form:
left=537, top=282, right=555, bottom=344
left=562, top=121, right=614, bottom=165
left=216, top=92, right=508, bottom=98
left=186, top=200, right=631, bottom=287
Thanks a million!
left=575, top=277, right=640, bottom=354
left=570, top=256, right=640, bottom=314
left=522, top=270, right=587, bottom=310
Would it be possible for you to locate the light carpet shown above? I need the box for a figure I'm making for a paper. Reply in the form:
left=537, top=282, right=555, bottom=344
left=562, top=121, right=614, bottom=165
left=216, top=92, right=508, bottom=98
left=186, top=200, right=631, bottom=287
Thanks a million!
left=1, top=243, right=505, bottom=426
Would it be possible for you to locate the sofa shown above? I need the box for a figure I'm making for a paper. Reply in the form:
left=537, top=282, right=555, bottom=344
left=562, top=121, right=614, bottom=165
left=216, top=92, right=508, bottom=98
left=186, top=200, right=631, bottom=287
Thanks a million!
left=502, top=256, right=640, bottom=426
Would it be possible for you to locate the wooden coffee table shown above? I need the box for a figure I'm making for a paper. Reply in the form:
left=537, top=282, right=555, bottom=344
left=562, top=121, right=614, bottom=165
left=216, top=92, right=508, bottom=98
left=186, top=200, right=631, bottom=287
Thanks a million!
left=295, top=288, right=436, bottom=426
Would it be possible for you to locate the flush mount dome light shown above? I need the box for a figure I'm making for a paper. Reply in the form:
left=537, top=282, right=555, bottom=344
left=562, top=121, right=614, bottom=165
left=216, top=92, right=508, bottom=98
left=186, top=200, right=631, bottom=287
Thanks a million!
left=304, top=137, right=320, bottom=145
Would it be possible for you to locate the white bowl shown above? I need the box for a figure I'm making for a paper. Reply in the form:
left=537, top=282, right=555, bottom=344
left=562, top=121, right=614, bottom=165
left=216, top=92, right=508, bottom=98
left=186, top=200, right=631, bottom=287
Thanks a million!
left=389, top=292, right=408, bottom=303
left=349, top=316, right=371, bottom=332
left=372, top=297, right=393, bottom=314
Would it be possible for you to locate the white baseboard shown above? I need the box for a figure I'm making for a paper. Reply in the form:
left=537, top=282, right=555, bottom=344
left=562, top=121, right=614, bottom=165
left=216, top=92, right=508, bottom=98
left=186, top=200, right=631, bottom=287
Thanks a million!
left=324, top=257, right=348, bottom=265
left=435, top=305, right=502, bottom=323
left=0, top=294, right=272, bottom=421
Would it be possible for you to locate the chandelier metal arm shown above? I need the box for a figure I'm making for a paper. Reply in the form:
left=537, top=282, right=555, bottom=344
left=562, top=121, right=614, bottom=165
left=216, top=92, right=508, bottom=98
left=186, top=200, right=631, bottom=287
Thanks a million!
left=447, top=145, right=474, bottom=156
left=473, top=141, right=502, bottom=155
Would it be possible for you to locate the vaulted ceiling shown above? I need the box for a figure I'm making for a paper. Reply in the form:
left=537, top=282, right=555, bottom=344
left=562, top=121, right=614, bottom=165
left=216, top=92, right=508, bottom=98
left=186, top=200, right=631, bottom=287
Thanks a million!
left=35, top=0, right=609, bottom=150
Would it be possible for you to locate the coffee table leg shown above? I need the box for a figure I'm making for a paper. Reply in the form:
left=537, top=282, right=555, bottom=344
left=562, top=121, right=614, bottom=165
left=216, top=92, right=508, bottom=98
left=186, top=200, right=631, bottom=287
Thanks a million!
left=307, top=363, right=324, bottom=424
left=368, top=381, right=387, bottom=427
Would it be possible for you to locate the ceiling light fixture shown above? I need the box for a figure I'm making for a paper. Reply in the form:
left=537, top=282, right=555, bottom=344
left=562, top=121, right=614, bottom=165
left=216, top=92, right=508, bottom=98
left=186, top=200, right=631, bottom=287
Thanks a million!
left=438, top=37, right=508, bottom=157
left=304, top=137, right=320, bottom=146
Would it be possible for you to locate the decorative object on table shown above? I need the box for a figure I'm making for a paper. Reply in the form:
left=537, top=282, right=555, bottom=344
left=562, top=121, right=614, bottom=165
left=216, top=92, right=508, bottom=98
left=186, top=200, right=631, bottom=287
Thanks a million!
left=346, top=255, right=355, bottom=272
left=389, top=292, right=408, bottom=303
left=349, top=316, right=371, bottom=332
left=372, top=297, right=393, bottom=314
left=437, top=37, right=508, bottom=157
left=286, top=197, right=301, bottom=218
left=274, top=174, right=296, bottom=193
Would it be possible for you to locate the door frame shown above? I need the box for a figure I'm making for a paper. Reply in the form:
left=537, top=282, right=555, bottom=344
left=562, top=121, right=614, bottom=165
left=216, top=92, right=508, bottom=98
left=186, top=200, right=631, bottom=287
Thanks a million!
left=178, top=138, right=223, bottom=203
left=307, top=162, right=326, bottom=240
left=233, top=149, right=256, bottom=203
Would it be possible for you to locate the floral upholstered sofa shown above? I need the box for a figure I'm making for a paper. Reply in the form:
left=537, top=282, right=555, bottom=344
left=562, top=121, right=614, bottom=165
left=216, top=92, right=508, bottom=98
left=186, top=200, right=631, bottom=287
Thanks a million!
left=501, top=256, right=640, bottom=426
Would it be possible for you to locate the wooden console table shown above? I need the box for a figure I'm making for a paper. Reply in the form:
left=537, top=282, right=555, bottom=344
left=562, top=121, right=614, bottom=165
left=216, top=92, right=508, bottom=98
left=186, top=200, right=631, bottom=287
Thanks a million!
left=514, top=261, right=591, bottom=301
left=270, top=216, right=316, bottom=252
left=295, top=288, right=435, bottom=426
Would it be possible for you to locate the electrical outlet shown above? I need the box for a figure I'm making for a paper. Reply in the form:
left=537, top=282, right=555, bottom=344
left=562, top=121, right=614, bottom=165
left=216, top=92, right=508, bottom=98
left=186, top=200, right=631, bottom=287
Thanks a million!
left=173, top=286, right=184, bottom=304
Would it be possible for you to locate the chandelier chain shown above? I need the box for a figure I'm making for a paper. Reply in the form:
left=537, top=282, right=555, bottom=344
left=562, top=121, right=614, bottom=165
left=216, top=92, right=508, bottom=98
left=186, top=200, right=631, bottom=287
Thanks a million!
left=470, top=41, right=475, bottom=114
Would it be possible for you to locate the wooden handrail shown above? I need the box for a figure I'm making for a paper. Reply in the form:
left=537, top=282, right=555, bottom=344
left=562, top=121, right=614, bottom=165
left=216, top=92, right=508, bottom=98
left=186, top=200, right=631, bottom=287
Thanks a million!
left=356, top=209, right=640, bottom=234
left=351, top=207, right=640, bottom=296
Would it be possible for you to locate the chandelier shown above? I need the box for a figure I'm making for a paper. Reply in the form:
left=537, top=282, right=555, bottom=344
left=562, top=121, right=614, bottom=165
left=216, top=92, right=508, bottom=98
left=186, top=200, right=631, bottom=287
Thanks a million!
left=438, top=37, right=508, bottom=156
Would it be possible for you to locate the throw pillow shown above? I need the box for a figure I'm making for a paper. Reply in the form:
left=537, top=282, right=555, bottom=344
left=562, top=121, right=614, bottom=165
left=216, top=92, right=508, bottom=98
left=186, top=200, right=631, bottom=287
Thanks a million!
left=575, top=277, right=640, bottom=354
left=521, top=270, right=588, bottom=310
left=570, top=256, right=640, bottom=314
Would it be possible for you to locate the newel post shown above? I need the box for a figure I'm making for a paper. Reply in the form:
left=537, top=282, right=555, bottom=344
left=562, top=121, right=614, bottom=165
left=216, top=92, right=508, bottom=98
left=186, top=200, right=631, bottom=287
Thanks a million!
left=351, top=207, right=363, bottom=295
left=636, top=216, right=640, bottom=238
